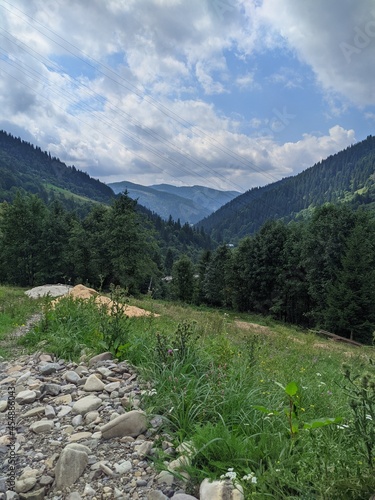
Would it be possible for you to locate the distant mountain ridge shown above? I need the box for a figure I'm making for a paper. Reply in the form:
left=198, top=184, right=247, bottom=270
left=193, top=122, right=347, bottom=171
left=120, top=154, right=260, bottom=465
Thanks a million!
left=108, top=181, right=240, bottom=224
left=197, top=135, right=375, bottom=241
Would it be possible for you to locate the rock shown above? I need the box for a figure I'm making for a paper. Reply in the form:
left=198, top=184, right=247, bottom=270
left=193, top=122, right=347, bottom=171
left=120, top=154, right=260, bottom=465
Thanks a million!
left=72, top=395, right=102, bottom=415
left=41, top=383, right=61, bottom=396
left=53, top=394, right=72, bottom=405
left=72, top=415, right=83, bottom=427
left=172, top=495, right=198, bottom=500
left=22, top=407, right=45, bottom=418
left=66, top=494, right=82, bottom=500
left=88, top=352, right=112, bottom=367
left=85, top=411, right=99, bottom=424
left=100, top=410, right=148, bottom=439
left=135, top=441, right=153, bottom=457
left=44, top=405, right=55, bottom=419
left=38, top=476, right=53, bottom=486
left=83, top=484, right=96, bottom=496
left=104, top=382, right=120, bottom=392
left=68, top=432, right=92, bottom=442
left=14, top=476, right=36, bottom=494
left=18, top=487, right=45, bottom=500
left=15, top=390, right=36, bottom=405
left=57, top=406, right=72, bottom=418
left=148, top=492, right=169, bottom=500
left=39, top=363, right=61, bottom=376
left=114, top=461, right=132, bottom=475
left=156, top=471, right=175, bottom=486
left=29, top=420, right=54, bottom=434
left=64, top=371, right=81, bottom=384
left=54, top=444, right=89, bottom=489
left=199, top=479, right=244, bottom=500
left=83, top=374, right=105, bottom=392
left=0, top=401, right=8, bottom=412
left=16, top=371, right=31, bottom=384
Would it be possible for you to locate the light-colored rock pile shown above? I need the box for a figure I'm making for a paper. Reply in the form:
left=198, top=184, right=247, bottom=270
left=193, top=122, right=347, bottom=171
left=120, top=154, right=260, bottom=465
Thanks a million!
left=0, top=352, right=243, bottom=500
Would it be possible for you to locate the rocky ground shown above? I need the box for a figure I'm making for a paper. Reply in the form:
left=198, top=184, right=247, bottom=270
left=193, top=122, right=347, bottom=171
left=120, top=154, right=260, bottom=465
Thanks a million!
left=0, top=286, right=244, bottom=500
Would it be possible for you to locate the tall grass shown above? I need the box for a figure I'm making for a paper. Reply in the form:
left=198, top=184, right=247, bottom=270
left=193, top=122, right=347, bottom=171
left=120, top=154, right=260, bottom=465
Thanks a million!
left=8, top=288, right=375, bottom=498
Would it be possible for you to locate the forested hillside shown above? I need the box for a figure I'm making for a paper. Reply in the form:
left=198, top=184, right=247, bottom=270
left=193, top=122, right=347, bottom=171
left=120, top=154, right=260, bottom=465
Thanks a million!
left=0, top=130, right=115, bottom=211
left=176, top=203, right=375, bottom=344
left=198, top=135, right=375, bottom=241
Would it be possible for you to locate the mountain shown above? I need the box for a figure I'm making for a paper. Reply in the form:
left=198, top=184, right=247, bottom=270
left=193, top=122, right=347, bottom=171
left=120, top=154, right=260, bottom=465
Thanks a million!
left=0, top=130, right=115, bottom=212
left=108, top=181, right=240, bottom=224
left=197, top=135, right=375, bottom=241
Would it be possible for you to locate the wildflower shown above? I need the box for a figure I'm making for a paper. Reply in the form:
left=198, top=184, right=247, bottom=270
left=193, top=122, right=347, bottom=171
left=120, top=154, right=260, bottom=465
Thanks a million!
left=316, top=372, right=322, bottom=377
left=220, top=468, right=237, bottom=481
left=242, top=472, right=257, bottom=484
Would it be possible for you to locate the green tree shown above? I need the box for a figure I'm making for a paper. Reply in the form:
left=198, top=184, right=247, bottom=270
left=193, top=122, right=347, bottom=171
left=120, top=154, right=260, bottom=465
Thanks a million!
left=172, top=255, right=195, bottom=302
left=203, top=245, right=233, bottom=307
left=323, top=214, right=375, bottom=343
left=0, top=192, right=47, bottom=286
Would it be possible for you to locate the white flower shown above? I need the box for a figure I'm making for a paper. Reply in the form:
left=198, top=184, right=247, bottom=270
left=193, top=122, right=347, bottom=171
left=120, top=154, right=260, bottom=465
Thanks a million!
left=242, top=472, right=257, bottom=484
left=221, top=468, right=237, bottom=481
left=316, top=373, right=322, bottom=377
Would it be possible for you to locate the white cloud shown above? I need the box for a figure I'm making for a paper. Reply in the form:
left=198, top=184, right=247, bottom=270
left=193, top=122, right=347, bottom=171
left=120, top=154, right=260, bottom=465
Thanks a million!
left=260, top=0, right=375, bottom=106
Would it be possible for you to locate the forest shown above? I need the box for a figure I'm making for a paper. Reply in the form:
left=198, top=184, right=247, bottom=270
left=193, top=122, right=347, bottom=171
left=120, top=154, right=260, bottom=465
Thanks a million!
left=1, top=192, right=375, bottom=345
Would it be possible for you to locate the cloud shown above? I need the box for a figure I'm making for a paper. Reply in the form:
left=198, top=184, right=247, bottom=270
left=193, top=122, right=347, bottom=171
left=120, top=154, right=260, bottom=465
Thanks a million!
left=260, top=0, right=375, bottom=106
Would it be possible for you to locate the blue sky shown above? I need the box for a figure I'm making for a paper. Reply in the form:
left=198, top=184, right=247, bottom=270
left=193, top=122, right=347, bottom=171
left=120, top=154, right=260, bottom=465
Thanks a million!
left=0, top=0, right=374, bottom=193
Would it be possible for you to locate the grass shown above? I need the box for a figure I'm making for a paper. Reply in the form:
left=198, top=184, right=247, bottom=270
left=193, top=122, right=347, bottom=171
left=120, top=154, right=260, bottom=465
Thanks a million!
left=0, top=286, right=44, bottom=358
left=3, top=286, right=375, bottom=498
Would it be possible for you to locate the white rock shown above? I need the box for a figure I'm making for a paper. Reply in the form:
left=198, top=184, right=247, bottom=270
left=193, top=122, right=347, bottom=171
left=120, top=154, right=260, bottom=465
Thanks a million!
left=29, top=420, right=54, bottom=434
left=83, top=374, right=105, bottom=392
left=114, top=460, right=132, bottom=475
left=72, top=395, right=102, bottom=415
left=15, top=390, right=36, bottom=405
left=54, top=445, right=89, bottom=489
left=199, top=478, right=244, bottom=500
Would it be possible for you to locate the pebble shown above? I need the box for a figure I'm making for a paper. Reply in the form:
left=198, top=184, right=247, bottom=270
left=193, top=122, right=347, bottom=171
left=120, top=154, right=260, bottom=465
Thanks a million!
left=0, top=351, right=197, bottom=499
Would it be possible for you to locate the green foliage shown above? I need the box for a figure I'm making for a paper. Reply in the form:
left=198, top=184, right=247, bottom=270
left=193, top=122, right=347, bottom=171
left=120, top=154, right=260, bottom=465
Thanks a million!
left=172, top=255, right=195, bottom=303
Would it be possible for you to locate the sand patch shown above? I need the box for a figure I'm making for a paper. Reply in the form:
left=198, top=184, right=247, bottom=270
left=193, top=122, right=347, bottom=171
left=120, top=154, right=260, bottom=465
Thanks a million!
left=52, top=284, right=159, bottom=318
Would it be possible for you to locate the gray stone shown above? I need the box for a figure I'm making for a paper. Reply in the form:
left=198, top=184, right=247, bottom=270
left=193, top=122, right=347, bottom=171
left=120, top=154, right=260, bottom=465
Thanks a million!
left=18, top=487, right=45, bottom=500
left=100, top=410, right=148, bottom=439
left=156, top=471, right=175, bottom=486
left=72, top=396, right=102, bottom=415
left=104, top=382, right=120, bottom=392
left=66, top=494, right=82, bottom=500
left=16, top=371, right=31, bottom=385
left=88, top=352, right=112, bottom=367
left=6, top=492, right=19, bottom=500
left=15, top=390, right=36, bottom=405
left=114, top=461, right=132, bottom=475
left=0, top=401, right=7, bottom=413
left=41, top=383, right=61, bottom=396
left=64, top=371, right=81, bottom=384
left=172, top=495, right=198, bottom=500
left=72, top=415, right=83, bottom=427
left=44, top=405, right=55, bottom=419
left=15, top=477, right=36, bottom=494
left=57, top=406, right=72, bottom=418
left=54, top=445, right=89, bottom=489
left=22, top=407, right=45, bottom=418
left=29, top=420, right=54, bottom=434
left=39, top=363, right=61, bottom=376
left=83, top=374, right=105, bottom=392
left=148, top=492, right=169, bottom=500
left=84, top=411, right=99, bottom=424
left=38, top=476, right=53, bottom=486
left=135, top=441, right=153, bottom=457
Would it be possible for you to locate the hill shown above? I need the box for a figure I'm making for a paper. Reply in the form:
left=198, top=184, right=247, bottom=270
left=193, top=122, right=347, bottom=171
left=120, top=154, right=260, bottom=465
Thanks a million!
left=197, top=135, right=375, bottom=241
left=0, top=130, right=115, bottom=212
left=108, top=180, right=240, bottom=224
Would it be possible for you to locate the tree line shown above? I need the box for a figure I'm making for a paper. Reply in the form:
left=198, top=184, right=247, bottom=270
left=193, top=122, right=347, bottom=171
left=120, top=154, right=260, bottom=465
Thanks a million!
left=1, top=192, right=375, bottom=344
left=172, top=203, right=375, bottom=344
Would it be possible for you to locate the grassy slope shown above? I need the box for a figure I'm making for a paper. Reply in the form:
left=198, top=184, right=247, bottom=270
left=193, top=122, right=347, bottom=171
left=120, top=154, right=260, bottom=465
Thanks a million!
left=2, top=287, right=374, bottom=498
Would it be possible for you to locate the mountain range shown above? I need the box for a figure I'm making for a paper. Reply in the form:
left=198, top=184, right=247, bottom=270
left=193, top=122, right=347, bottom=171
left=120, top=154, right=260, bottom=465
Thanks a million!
left=197, top=134, right=375, bottom=241
left=2, top=129, right=375, bottom=243
left=107, top=181, right=240, bottom=224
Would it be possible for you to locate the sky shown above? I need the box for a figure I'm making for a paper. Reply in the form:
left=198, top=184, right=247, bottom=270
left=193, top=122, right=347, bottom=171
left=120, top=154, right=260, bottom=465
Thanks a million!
left=0, top=0, right=375, bottom=194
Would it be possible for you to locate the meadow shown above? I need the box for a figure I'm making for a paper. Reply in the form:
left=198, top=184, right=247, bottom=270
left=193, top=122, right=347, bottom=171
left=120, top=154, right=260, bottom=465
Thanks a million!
left=1, top=285, right=375, bottom=499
